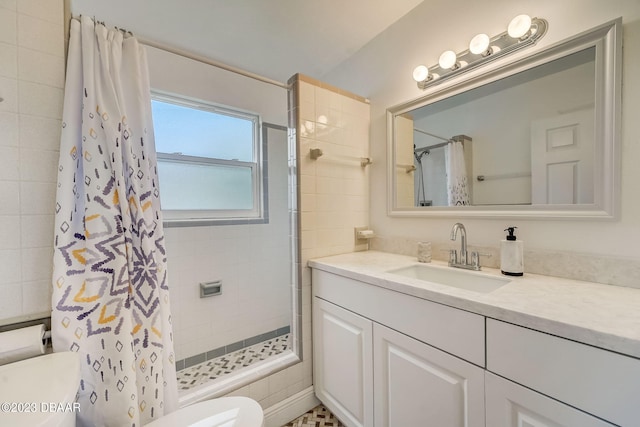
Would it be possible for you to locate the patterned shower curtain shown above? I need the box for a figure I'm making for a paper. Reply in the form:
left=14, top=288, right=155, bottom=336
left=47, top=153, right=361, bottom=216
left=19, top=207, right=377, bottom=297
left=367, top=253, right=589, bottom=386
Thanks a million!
left=445, top=140, right=471, bottom=206
left=52, top=16, right=177, bottom=426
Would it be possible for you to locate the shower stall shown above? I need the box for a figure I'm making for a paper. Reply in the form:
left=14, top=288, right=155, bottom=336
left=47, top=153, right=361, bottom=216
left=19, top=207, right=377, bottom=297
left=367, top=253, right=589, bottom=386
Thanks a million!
left=143, top=44, right=297, bottom=403
left=166, top=124, right=293, bottom=396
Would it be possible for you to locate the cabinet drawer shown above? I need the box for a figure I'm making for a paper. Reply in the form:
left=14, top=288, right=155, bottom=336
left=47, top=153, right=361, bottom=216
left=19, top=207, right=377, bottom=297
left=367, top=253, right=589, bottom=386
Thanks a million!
left=486, top=372, right=614, bottom=427
left=487, top=319, right=640, bottom=427
left=313, top=269, right=485, bottom=366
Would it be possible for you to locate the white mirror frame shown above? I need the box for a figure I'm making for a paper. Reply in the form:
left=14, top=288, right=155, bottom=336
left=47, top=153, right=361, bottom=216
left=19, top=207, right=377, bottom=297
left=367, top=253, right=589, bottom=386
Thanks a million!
left=387, top=18, right=621, bottom=220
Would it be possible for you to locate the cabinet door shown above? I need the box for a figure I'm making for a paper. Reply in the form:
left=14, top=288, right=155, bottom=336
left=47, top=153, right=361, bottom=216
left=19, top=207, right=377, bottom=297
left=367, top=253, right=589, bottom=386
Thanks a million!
left=373, top=323, right=485, bottom=427
left=485, top=372, right=614, bottom=427
left=313, top=297, right=373, bottom=427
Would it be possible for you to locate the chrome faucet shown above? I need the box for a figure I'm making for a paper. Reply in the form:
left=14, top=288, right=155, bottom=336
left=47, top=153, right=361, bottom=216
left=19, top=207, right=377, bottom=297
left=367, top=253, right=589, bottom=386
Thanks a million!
left=449, top=222, right=486, bottom=271
left=450, top=223, right=468, bottom=265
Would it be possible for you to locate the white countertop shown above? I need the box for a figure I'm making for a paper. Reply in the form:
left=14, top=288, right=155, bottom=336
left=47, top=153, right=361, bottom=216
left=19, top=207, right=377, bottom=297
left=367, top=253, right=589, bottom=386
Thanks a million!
left=308, top=251, right=640, bottom=359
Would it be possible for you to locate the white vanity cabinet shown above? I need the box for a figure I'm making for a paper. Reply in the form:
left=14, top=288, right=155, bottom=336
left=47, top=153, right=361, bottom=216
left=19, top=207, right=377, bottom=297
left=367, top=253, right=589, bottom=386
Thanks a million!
left=312, top=269, right=485, bottom=427
left=310, top=253, right=640, bottom=427
left=313, top=297, right=373, bottom=427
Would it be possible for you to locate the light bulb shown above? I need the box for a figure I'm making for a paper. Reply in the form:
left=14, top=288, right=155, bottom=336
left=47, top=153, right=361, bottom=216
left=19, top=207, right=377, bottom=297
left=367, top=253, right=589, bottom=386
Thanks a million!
left=469, top=33, right=490, bottom=55
left=412, top=65, right=429, bottom=82
left=438, top=50, right=457, bottom=69
left=508, top=14, right=532, bottom=39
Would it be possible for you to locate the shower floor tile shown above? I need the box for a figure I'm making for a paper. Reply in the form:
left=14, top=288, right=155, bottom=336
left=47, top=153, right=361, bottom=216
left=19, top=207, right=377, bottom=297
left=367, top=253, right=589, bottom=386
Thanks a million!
left=282, top=405, right=344, bottom=427
left=177, top=333, right=290, bottom=392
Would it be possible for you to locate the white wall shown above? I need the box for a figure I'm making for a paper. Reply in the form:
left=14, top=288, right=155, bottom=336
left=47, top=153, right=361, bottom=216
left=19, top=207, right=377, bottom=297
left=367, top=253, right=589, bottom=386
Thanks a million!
left=0, top=0, right=64, bottom=323
left=323, top=0, right=640, bottom=258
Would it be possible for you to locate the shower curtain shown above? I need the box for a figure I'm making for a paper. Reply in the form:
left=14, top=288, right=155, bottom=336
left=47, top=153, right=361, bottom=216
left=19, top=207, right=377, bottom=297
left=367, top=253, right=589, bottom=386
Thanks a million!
left=445, top=140, right=471, bottom=206
left=52, top=16, right=177, bottom=426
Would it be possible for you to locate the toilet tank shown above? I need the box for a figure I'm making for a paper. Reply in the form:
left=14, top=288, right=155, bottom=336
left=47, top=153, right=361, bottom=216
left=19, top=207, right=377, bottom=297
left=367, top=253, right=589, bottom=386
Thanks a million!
left=0, top=352, right=81, bottom=427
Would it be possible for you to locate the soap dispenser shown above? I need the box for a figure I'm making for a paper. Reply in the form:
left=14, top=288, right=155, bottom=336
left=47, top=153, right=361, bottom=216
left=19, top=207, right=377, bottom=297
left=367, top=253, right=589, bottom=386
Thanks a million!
left=500, top=227, right=524, bottom=276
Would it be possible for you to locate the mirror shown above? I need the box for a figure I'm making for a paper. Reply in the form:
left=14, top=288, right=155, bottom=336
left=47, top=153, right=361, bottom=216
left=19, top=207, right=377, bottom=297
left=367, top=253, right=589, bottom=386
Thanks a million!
left=388, top=19, right=621, bottom=219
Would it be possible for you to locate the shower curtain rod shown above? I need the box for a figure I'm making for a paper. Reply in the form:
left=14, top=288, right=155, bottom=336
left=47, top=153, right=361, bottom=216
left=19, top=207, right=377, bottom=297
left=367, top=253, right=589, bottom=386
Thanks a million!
left=413, top=130, right=472, bottom=154
left=414, top=129, right=451, bottom=153
left=414, top=128, right=451, bottom=142
left=414, top=140, right=449, bottom=154
left=70, top=16, right=289, bottom=90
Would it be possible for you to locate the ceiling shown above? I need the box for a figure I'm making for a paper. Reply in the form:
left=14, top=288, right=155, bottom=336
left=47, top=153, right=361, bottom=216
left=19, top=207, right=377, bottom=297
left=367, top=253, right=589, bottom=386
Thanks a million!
left=69, top=0, right=424, bottom=83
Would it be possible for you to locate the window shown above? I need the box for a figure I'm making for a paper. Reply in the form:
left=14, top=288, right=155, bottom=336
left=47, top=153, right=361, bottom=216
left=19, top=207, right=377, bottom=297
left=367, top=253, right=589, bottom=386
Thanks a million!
left=151, top=94, right=263, bottom=224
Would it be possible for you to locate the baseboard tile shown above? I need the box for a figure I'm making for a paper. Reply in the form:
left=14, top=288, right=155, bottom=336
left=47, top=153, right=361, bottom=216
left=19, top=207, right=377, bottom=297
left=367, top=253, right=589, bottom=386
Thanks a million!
left=263, top=387, right=320, bottom=427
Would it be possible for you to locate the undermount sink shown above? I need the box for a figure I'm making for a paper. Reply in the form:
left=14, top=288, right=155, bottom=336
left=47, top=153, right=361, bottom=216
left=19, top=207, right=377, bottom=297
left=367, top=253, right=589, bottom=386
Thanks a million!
left=387, top=264, right=510, bottom=293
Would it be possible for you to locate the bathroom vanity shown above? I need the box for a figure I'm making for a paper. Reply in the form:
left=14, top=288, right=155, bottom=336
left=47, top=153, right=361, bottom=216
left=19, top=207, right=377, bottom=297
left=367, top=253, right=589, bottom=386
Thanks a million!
left=309, top=251, right=640, bottom=427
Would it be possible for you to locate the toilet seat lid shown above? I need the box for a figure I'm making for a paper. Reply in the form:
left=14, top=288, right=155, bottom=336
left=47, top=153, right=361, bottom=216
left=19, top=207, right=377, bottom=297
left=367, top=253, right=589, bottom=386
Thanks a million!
left=145, top=396, right=264, bottom=427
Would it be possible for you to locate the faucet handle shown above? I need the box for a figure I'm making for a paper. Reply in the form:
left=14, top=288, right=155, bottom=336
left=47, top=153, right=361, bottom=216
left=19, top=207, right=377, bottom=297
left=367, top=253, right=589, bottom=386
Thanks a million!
left=448, top=249, right=458, bottom=265
left=470, top=251, right=492, bottom=269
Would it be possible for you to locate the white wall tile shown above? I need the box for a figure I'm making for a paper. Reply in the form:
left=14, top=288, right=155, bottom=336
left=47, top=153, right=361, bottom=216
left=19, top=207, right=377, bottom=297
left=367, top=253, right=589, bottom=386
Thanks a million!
left=0, top=145, right=19, bottom=179
left=0, top=181, right=20, bottom=214
left=0, top=215, right=20, bottom=249
left=0, top=112, right=18, bottom=146
left=298, top=82, right=315, bottom=105
left=0, top=282, right=23, bottom=318
left=17, top=14, right=63, bottom=57
left=20, top=181, right=55, bottom=214
left=0, top=0, right=17, bottom=11
left=249, top=378, right=269, bottom=402
left=17, top=0, right=63, bottom=25
left=0, top=0, right=62, bottom=323
left=0, top=76, right=18, bottom=113
left=0, top=7, right=16, bottom=45
left=20, top=214, right=53, bottom=248
left=0, top=42, right=17, bottom=78
left=18, top=81, right=63, bottom=118
left=18, top=114, right=61, bottom=150
left=0, top=249, right=21, bottom=284
left=21, top=279, right=51, bottom=314
left=21, top=246, right=52, bottom=281
left=20, top=148, right=58, bottom=182
left=18, top=48, right=65, bottom=87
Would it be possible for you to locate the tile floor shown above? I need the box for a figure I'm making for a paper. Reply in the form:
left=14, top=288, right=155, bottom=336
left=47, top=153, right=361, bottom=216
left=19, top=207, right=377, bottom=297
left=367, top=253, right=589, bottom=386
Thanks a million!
left=177, top=333, right=290, bottom=392
left=283, top=405, right=344, bottom=427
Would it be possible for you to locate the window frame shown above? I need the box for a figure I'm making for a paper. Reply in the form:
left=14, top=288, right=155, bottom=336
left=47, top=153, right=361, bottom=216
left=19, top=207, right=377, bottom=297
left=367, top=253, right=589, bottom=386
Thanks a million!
left=151, top=91, right=265, bottom=226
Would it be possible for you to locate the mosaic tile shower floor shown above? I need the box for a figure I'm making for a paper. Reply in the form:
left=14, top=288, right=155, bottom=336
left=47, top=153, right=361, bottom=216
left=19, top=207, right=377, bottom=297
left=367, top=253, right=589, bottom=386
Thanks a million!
left=177, top=333, right=290, bottom=391
left=283, top=405, right=344, bottom=427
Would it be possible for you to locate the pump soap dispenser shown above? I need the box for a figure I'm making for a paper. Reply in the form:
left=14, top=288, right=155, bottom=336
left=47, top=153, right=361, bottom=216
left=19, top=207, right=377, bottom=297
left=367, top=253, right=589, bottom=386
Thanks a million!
left=500, top=227, right=524, bottom=276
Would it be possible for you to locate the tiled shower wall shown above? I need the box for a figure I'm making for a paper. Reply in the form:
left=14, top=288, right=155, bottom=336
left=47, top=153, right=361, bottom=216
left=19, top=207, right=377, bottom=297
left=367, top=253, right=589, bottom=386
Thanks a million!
left=165, top=125, right=291, bottom=362
left=224, top=75, right=370, bottom=409
left=296, top=75, right=371, bottom=258
left=293, top=75, right=371, bottom=359
left=0, top=0, right=64, bottom=322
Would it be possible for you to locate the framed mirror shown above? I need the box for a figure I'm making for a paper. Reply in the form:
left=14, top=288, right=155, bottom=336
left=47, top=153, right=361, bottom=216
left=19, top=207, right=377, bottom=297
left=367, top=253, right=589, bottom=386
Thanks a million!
left=387, top=18, right=621, bottom=219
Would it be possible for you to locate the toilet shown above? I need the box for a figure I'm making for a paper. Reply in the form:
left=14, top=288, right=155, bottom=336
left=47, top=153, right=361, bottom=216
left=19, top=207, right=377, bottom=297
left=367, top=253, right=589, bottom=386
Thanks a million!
left=0, top=351, right=263, bottom=427
left=145, top=396, right=265, bottom=427
left=0, top=351, right=81, bottom=427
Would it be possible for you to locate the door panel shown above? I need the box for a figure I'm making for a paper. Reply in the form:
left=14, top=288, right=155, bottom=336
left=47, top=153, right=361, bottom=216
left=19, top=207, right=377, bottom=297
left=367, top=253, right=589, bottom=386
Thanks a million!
left=313, top=297, right=373, bottom=427
left=374, top=323, right=484, bottom=427
left=531, top=109, right=594, bottom=204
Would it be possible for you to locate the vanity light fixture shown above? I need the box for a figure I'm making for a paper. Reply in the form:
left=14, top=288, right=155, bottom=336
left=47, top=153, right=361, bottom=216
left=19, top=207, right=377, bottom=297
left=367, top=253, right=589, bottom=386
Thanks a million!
left=508, top=14, right=533, bottom=39
left=412, top=14, right=547, bottom=90
left=438, top=50, right=459, bottom=70
left=469, top=34, right=491, bottom=56
left=412, top=65, right=431, bottom=84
